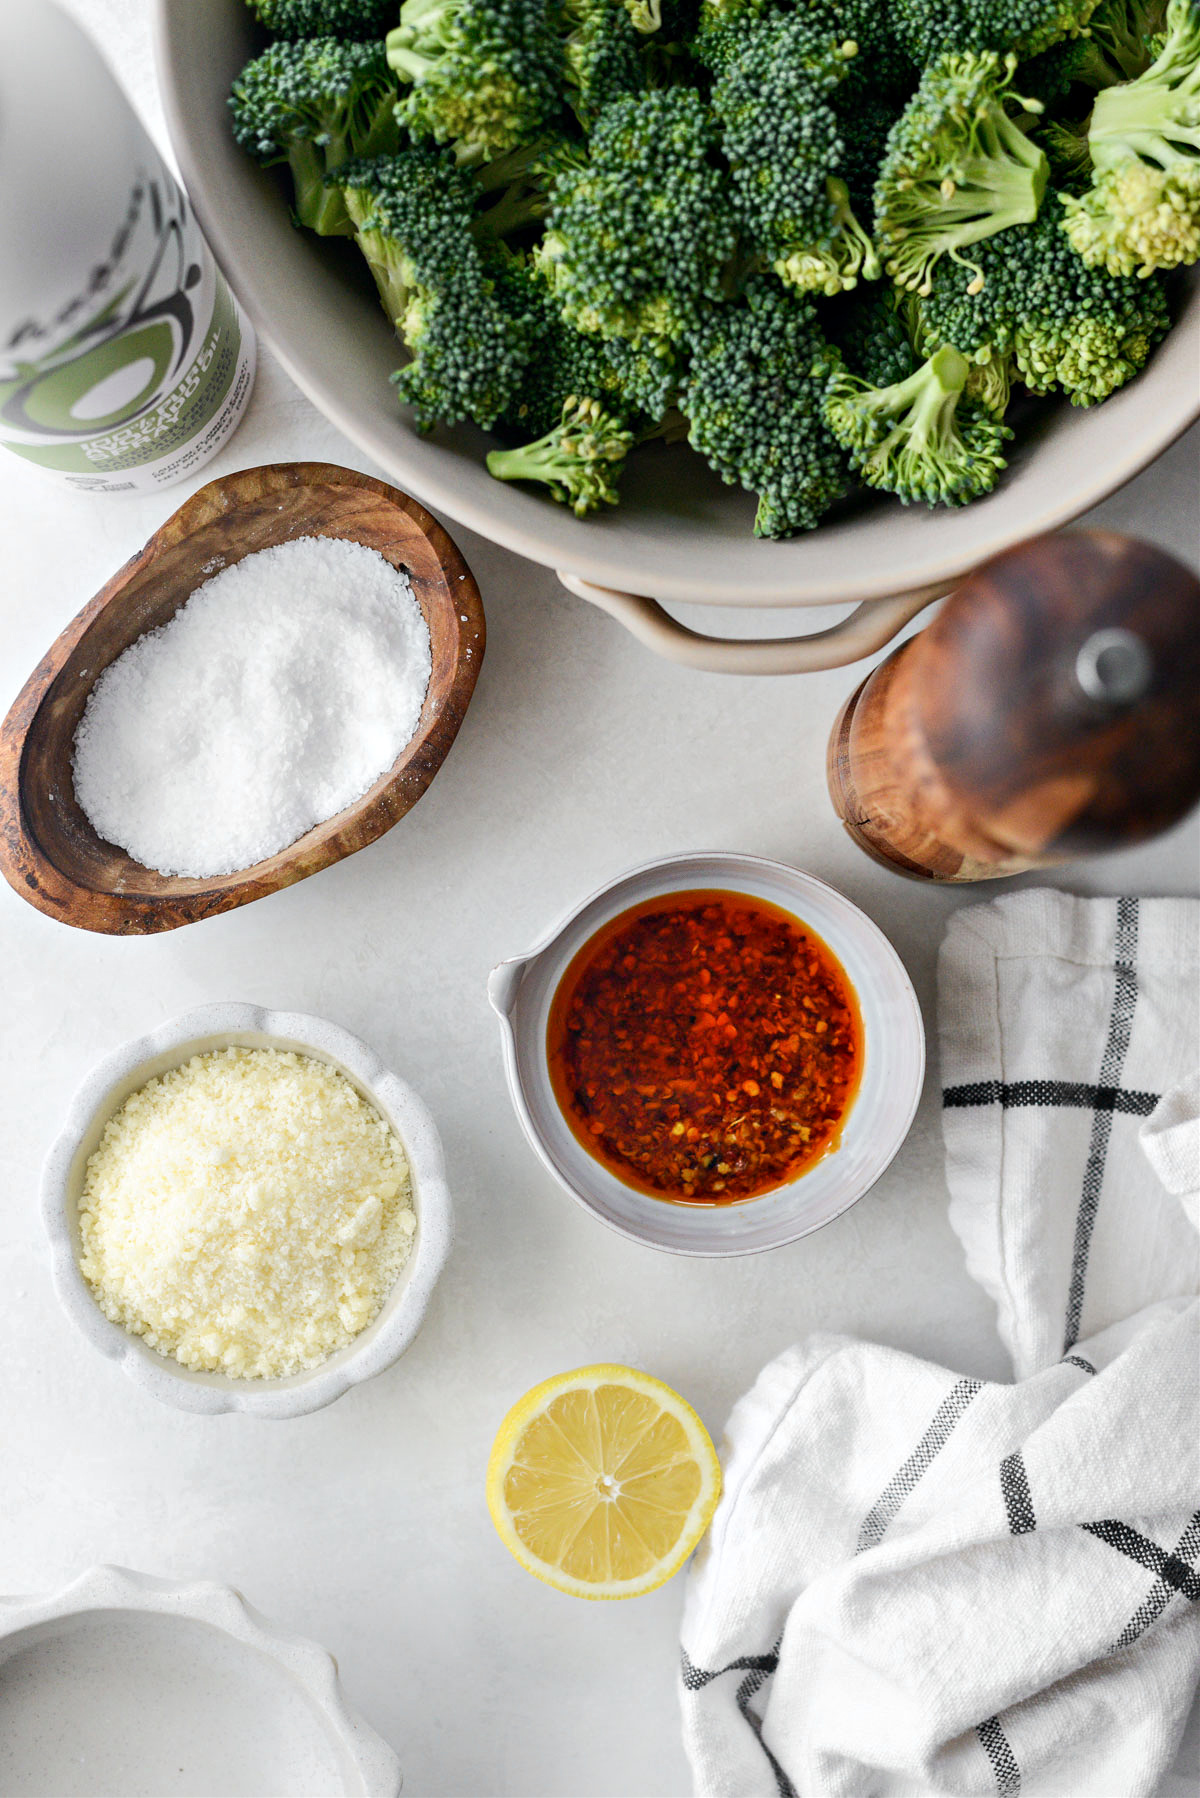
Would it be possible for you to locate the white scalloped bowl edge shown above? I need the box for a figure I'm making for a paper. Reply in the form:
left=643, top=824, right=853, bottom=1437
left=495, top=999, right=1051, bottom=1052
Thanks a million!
left=0, top=1565, right=402, bottom=1796
left=488, top=853, right=926, bottom=1257
left=40, top=1005, right=452, bottom=1418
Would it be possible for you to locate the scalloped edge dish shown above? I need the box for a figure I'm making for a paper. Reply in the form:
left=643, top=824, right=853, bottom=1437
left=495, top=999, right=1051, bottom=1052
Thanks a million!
left=40, top=1005, right=451, bottom=1417
left=0, top=1565, right=402, bottom=1796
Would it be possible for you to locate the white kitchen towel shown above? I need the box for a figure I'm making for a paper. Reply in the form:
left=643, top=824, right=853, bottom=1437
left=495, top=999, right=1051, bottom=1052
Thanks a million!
left=940, top=892, right=1200, bottom=1380
left=680, top=893, right=1200, bottom=1798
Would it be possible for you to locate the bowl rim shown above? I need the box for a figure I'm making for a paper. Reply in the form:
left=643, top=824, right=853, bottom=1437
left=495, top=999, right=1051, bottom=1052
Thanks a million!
left=0, top=1564, right=402, bottom=1797
left=40, top=1003, right=452, bottom=1418
left=153, top=0, right=1200, bottom=610
left=488, top=851, right=926, bottom=1256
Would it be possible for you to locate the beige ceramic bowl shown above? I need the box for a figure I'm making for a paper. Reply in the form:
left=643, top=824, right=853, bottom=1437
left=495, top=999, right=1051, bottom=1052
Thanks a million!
left=154, top=1, right=1200, bottom=672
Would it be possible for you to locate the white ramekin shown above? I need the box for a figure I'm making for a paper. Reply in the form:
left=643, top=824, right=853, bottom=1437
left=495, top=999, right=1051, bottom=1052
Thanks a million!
left=0, top=1565, right=402, bottom=1796
left=41, top=1004, right=451, bottom=1418
left=489, top=852, right=925, bottom=1256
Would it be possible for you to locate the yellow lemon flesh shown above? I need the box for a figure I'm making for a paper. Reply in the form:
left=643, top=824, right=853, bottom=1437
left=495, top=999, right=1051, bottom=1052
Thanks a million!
left=486, top=1364, right=722, bottom=1600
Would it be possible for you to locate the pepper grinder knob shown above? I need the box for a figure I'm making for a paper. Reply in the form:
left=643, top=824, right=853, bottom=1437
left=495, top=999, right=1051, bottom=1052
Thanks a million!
left=827, top=530, right=1200, bottom=883
left=1074, top=628, right=1153, bottom=706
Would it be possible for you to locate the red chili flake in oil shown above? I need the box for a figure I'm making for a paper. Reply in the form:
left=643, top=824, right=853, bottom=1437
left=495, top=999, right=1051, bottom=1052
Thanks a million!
left=547, top=889, right=863, bottom=1205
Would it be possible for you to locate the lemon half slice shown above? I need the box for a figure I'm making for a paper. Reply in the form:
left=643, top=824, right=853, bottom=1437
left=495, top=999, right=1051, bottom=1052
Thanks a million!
left=486, top=1364, right=722, bottom=1600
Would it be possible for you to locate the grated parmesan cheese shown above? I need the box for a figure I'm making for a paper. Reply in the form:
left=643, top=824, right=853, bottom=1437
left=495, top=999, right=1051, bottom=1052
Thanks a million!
left=78, top=1047, right=416, bottom=1379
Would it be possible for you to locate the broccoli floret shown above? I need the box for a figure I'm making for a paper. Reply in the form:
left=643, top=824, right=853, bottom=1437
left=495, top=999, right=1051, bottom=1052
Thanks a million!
left=537, top=88, right=739, bottom=343
left=823, top=341, right=1011, bottom=504
left=830, top=286, right=920, bottom=385
left=710, top=15, right=878, bottom=294
left=246, top=0, right=395, bottom=37
left=1062, top=158, right=1200, bottom=267
left=1020, top=0, right=1168, bottom=101
left=680, top=277, right=848, bottom=536
left=1060, top=0, right=1200, bottom=272
left=921, top=202, right=1173, bottom=400
left=386, top=0, right=565, bottom=163
left=891, top=0, right=1102, bottom=65
left=603, top=333, right=684, bottom=419
left=836, top=87, right=908, bottom=214
left=564, top=2, right=648, bottom=129
left=624, top=0, right=699, bottom=35
left=835, top=0, right=921, bottom=96
left=487, top=394, right=635, bottom=513
left=337, top=148, right=473, bottom=325
left=472, top=143, right=557, bottom=241
left=690, top=0, right=775, bottom=72
left=337, top=152, right=536, bottom=428
left=874, top=51, right=1050, bottom=294
left=229, top=37, right=401, bottom=234
left=777, top=178, right=883, bottom=293
left=490, top=255, right=628, bottom=435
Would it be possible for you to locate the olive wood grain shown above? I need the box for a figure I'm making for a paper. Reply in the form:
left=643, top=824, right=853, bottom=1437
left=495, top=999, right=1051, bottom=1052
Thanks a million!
left=827, top=531, right=1200, bottom=883
left=0, top=462, right=485, bottom=933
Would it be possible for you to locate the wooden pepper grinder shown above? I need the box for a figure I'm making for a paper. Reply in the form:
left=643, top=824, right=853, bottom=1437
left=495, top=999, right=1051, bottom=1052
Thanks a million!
left=827, top=531, right=1200, bottom=882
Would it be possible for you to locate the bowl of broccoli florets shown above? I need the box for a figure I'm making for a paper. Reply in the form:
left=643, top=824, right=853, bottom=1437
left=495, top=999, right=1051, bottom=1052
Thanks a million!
left=153, top=0, right=1199, bottom=655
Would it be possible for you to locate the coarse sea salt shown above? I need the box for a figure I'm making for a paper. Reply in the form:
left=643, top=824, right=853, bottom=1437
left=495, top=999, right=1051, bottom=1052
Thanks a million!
left=72, top=536, right=432, bottom=878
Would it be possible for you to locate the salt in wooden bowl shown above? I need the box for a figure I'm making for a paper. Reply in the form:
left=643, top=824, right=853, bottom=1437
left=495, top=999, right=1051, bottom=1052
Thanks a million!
left=0, top=461, right=485, bottom=934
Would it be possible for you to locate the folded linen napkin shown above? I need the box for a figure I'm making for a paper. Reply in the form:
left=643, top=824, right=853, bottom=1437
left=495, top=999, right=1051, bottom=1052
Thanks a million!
left=680, top=892, right=1200, bottom=1798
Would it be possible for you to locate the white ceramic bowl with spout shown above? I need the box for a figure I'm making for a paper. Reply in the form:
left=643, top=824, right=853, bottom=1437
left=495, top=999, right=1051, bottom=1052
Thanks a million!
left=488, top=852, right=925, bottom=1255
left=153, top=0, right=1200, bottom=674
left=41, top=1004, right=451, bottom=1418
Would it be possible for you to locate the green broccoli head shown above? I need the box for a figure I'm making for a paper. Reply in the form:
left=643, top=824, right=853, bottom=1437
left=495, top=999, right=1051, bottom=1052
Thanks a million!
left=776, top=178, right=883, bottom=294
left=874, top=50, right=1050, bottom=294
left=486, top=394, right=636, bottom=513
left=246, top=0, right=395, bottom=38
left=337, top=151, right=537, bottom=429
left=229, top=37, right=401, bottom=233
left=1061, top=0, right=1200, bottom=272
left=386, top=0, right=565, bottom=163
left=623, top=0, right=699, bottom=36
left=710, top=14, right=877, bottom=294
left=891, top=0, right=1103, bottom=65
left=537, top=88, right=739, bottom=344
left=1019, top=0, right=1169, bottom=102
left=337, top=147, right=477, bottom=325
left=490, top=255, right=628, bottom=437
left=830, top=287, right=920, bottom=387
left=823, top=342, right=1012, bottom=505
left=564, top=2, right=648, bottom=130
left=680, top=277, right=848, bottom=537
left=920, top=202, right=1173, bottom=401
left=602, top=333, right=684, bottom=420
left=1062, top=159, right=1200, bottom=270
left=395, top=274, right=538, bottom=431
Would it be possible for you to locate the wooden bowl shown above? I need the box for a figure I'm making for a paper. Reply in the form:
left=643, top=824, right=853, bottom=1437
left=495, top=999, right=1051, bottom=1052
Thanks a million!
left=0, top=462, right=485, bottom=934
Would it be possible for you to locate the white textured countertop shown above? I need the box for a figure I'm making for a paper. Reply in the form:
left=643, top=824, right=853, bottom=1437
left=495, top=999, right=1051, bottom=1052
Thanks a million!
left=1, top=6, right=1197, bottom=1794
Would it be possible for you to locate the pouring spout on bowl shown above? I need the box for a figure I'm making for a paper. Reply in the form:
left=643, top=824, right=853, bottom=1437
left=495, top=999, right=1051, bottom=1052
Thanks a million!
left=487, top=957, right=530, bottom=1020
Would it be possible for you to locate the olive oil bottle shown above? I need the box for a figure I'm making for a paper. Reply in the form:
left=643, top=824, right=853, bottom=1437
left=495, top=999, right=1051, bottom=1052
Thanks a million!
left=0, top=2, right=255, bottom=493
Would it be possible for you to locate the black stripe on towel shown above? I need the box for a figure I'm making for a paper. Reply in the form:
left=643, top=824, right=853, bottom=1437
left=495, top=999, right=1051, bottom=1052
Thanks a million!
left=977, top=1716, right=1022, bottom=1795
left=734, top=1663, right=797, bottom=1798
left=681, top=1645, right=797, bottom=1798
left=1062, top=1355, right=1096, bottom=1376
left=1063, top=897, right=1140, bottom=1354
left=1081, top=1519, right=1200, bottom=1602
left=1113, top=1511, right=1200, bottom=1651
left=680, top=1648, right=778, bottom=1691
left=856, top=1378, right=983, bottom=1554
left=1000, top=1451, right=1036, bottom=1535
left=943, top=1079, right=1158, bottom=1116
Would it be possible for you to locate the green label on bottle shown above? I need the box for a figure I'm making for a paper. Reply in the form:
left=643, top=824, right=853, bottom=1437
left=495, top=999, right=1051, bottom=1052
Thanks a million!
left=6, top=274, right=242, bottom=474
left=1, top=166, right=252, bottom=487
